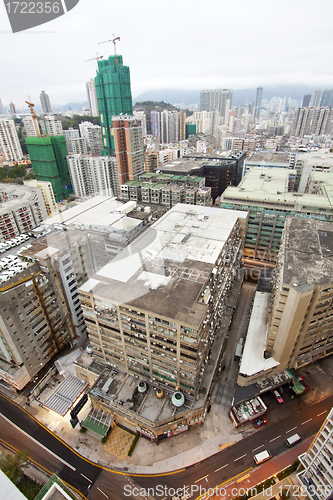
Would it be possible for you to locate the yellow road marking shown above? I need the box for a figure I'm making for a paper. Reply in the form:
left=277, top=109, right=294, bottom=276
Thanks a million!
left=237, top=473, right=250, bottom=483
left=219, top=441, right=233, bottom=450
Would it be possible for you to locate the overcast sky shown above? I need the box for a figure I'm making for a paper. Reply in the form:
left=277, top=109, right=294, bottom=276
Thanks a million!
left=1, top=0, right=333, bottom=108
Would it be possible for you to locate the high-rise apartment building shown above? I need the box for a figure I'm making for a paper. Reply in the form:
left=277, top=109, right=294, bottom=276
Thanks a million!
left=0, top=259, right=76, bottom=390
left=320, top=89, right=333, bottom=108
left=95, top=55, right=132, bottom=155
left=67, top=154, right=119, bottom=197
left=112, top=115, right=144, bottom=186
left=265, top=217, right=333, bottom=370
left=133, top=111, right=147, bottom=137
left=168, top=111, right=179, bottom=143
left=26, top=136, right=72, bottom=201
left=86, top=78, right=99, bottom=117
left=39, top=116, right=64, bottom=136
left=0, top=98, right=5, bottom=115
left=79, top=122, right=103, bottom=156
left=24, top=179, right=58, bottom=218
left=254, top=85, right=263, bottom=120
left=179, top=110, right=186, bottom=141
left=64, top=128, right=80, bottom=152
left=291, top=107, right=333, bottom=137
left=310, top=89, right=322, bottom=108
left=298, top=407, right=333, bottom=499
left=9, top=102, right=17, bottom=116
left=302, top=93, right=312, bottom=108
left=0, top=118, right=23, bottom=161
left=77, top=204, right=247, bottom=440
left=40, top=91, right=52, bottom=114
left=0, top=183, right=47, bottom=240
left=160, top=110, right=169, bottom=143
left=151, top=110, right=160, bottom=137
left=23, top=115, right=40, bottom=137
left=200, top=89, right=232, bottom=117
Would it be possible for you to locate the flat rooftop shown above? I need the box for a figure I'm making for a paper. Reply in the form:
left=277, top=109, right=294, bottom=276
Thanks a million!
left=0, top=182, right=42, bottom=214
left=79, top=204, right=248, bottom=326
left=42, top=196, right=141, bottom=232
left=221, top=167, right=333, bottom=210
left=246, top=152, right=291, bottom=164
left=85, top=363, right=206, bottom=426
left=282, top=217, right=333, bottom=287
left=239, top=292, right=279, bottom=378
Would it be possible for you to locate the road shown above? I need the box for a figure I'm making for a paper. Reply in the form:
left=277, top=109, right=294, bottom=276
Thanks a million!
left=0, top=392, right=332, bottom=499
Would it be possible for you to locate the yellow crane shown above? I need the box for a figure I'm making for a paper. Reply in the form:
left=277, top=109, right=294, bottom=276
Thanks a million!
left=25, top=98, right=40, bottom=137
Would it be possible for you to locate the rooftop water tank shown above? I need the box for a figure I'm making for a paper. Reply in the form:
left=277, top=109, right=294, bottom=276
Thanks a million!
left=172, top=391, right=185, bottom=407
left=138, top=381, right=147, bottom=393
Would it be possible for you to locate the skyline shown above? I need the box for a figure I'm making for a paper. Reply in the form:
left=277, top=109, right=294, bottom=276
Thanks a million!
left=0, top=0, right=333, bottom=107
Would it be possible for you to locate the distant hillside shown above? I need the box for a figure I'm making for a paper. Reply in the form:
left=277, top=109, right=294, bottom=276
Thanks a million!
left=133, top=85, right=323, bottom=107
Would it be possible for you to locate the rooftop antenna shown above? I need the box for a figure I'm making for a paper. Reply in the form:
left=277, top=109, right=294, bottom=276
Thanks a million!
left=98, top=34, right=121, bottom=67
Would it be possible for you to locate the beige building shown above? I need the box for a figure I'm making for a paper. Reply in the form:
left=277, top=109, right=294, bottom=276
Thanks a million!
left=238, top=217, right=333, bottom=386
left=24, top=179, right=58, bottom=218
left=77, top=204, right=247, bottom=440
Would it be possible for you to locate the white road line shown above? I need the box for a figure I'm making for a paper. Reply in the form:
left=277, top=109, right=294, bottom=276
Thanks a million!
left=195, top=475, right=209, bottom=483
left=252, top=444, right=264, bottom=452
left=269, top=435, right=281, bottom=442
left=97, top=487, right=109, bottom=498
left=215, top=464, right=229, bottom=472
left=317, top=411, right=328, bottom=417
left=81, top=473, right=92, bottom=483
left=234, top=454, right=247, bottom=462
left=0, top=413, right=76, bottom=471
left=286, top=427, right=297, bottom=433
left=302, top=418, right=312, bottom=425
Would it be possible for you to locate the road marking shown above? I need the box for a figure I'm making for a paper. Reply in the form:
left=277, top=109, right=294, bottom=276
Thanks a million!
left=237, top=473, right=250, bottom=483
left=234, top=454, right=247, bottom=462
left=219, top=441, right=233, bottom=451
left=252, top=444, right=264, bottom=452
left=0, top=413, right=76, bottom=471
left=81, top=473, right=92, bottom=483
left=302, top=418, right=312, bottom=425
left=97, top=487, right=109, bottom=498
left=317, top=410, right=328, bottom=417
left=269, top=435, right=281, bottom=442
left=215, top=464, right=228, bottom=472
left=195, top=475, right=209, bottom=483
left=286, top=427, right=297, bottom=433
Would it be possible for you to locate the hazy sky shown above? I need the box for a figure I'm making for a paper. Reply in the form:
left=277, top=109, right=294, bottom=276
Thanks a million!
left=1, top=0, right=333, bottom=108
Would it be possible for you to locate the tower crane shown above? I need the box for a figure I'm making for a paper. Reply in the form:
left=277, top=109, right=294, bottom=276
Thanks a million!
left=98, top=34, right=121, bottom=66
left=25, top=98, right=40, bottom=137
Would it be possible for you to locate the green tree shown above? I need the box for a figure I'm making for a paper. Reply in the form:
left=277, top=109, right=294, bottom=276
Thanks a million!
left=7, top=165, right=26, bottom=179
left=0, top=450, right=29, bottom=486
left=24, top=173, right=35, bottom=180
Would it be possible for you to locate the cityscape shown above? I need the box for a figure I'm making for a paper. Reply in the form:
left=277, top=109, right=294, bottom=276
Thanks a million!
left=1, top=2, right=333, bottom=500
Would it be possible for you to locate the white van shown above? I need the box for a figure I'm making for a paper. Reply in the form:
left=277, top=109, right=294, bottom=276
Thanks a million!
left=286, top=434, right=301, bottom=447
left=253, top=450, right=272, bottom=464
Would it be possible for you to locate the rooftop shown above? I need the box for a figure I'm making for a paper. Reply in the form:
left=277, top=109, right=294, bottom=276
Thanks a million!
left=246, top=152, right=291, bottom=164
left=282, top=217, right=333, bottom=287
left=221, top=167, right=333, bottom=211
left=79, top=204, right=248, bottom=326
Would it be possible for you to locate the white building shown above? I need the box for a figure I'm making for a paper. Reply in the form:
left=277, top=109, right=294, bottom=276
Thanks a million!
left=298, top=407, right=333, bottom=500
left=67, top=154, right=119, bottom=198
left=133, top=111, right=147, bottom=137
left=64, top=128, right=80, bottom=152
left=86, top=78, right=99, bottom=117
left=22, top=115, right=40, bottom=137
left=0, top=118, right=23, bottom=161
left=79, top=121, right=103, bottom=156
left=39, top=116, right=64, bottom=136
left=24, top=179, right=59, bottom=218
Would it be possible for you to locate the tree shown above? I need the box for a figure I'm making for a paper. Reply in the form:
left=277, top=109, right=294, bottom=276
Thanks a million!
left=0, top=450, right=29, bottom=486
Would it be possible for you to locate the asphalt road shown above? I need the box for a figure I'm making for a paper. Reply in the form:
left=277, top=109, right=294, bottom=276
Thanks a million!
left=1, top=392, right=332, bottom=500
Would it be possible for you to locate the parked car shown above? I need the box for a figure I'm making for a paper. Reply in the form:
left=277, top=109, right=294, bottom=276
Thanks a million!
left=272, top=389, right=284, bottom=403
left=252, top=417, right=267, bottom=429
